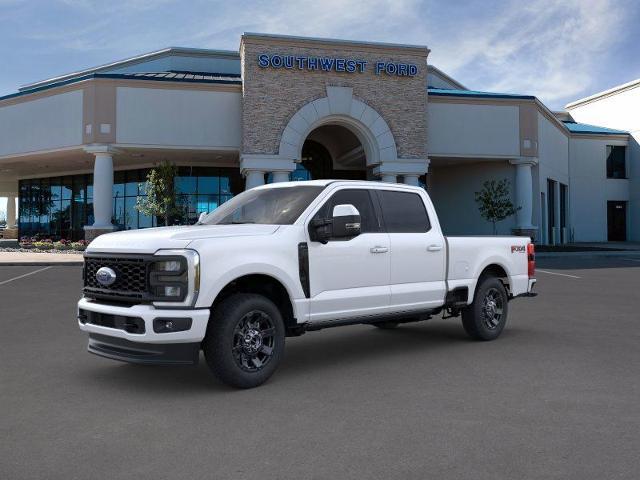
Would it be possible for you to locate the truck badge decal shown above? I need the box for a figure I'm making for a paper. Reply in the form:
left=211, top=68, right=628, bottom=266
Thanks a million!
left=96, top=267, right=117, bottom=286
left=511, top=245, right=526, bottom=253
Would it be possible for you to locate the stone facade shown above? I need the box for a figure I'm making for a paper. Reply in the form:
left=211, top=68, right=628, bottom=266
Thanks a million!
left=240, top=34, right=429, bottom=161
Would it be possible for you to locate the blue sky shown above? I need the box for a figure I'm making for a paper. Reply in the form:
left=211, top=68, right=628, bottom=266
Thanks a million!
left=1, top=0, right=639, bottom=215
left=1, top=0, right=639, bottom=109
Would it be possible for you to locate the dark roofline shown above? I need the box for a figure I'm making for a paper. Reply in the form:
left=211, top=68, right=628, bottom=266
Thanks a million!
left=428, top=87, right=535, bottom=100
left=19, top=46, right=240, bottom=92
left=0, top=72, right=242, bottom=103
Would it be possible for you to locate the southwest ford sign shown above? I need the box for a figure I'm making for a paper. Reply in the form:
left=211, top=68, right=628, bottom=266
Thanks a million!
left=257, top=54, right=418, bottom=77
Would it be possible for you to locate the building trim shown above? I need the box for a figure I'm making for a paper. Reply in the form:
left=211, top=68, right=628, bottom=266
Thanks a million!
left=565, top=78, right=640, bottom=109
left=241, top=32, right=430, bottom=56
left=1, top=73, right=242, bottom=105
left=19, top=47, right=241, bottom=92
left=427, top=65, right=467, bottom=90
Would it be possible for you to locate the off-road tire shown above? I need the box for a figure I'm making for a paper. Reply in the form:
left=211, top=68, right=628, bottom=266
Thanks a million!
left=203, top=293, right=285, bottom=388
left=461, top=275, right=509, bottom=341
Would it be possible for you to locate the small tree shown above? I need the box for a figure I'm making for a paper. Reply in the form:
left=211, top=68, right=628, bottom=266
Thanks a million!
left=474, top=179, right=520, bottom=235
left=136, top=161, right=182, bottom=226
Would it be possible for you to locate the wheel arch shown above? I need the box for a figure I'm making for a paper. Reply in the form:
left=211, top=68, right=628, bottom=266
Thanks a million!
left=476, top=262, right=512, bottom=296
left=211, top=273, right=297, bottom=332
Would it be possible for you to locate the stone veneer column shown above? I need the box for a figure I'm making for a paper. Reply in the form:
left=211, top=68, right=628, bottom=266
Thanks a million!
left=84, top=145, right=117, bottom=241
left=510, top=157, right=538, bottom=240
left=381, top=174, right=397, bottom=183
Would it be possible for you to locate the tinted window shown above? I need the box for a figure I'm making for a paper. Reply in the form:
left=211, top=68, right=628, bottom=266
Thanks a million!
left=315, top=189, right=380, bottom=233
left=378, top=190, right=430, bottom=233
left=606, top=145, right=626, bottom=179
left=202, top=186, right=324, bottom=225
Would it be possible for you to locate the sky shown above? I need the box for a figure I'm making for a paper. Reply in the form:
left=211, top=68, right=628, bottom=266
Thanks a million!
left=1, top=0, right=640, bottom=214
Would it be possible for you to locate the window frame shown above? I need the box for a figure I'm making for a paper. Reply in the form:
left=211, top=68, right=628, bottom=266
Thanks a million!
left=309, top=187, right=383, bottom=240
left=374, top=189, right=432, bottom=234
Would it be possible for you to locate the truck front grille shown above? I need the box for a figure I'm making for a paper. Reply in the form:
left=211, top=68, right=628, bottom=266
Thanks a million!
left=84, top=255, right=151, bottom=302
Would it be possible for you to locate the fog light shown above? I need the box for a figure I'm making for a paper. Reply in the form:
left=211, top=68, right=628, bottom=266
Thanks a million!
left=153, top=317, right=193, bottom=333
left=156, top=260, right=182, bottom=272
left=163, top=286, right=181, bottom=297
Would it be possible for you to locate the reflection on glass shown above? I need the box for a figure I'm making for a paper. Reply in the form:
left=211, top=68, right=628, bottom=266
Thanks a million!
left=125, top=197, right=138, bottom=230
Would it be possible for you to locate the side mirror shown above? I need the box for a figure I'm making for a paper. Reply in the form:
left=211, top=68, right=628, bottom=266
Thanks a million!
left=331, top=204, right=361, bottom=239
left=197, top=212, right=207, bottom=224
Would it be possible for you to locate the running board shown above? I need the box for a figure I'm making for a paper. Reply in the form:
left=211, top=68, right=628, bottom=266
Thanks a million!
left=298, top=309, right=437, bottom=333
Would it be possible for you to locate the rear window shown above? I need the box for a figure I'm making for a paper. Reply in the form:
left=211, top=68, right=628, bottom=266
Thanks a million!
left=377, top=190, right=431, bottom=233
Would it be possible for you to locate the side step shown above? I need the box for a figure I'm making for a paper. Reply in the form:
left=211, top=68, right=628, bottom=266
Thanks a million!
left=290, top=309, right=437, bottom=334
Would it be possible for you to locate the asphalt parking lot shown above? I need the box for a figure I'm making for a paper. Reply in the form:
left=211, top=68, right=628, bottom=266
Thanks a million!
left=1, top=257, right=639, bottom=479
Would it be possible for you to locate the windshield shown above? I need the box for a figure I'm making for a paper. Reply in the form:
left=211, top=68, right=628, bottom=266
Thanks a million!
left=200, top=185, right=325, bottom=225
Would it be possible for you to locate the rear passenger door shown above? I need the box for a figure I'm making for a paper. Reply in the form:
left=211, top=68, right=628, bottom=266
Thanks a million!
left=376, top=189, right=447, bottom=310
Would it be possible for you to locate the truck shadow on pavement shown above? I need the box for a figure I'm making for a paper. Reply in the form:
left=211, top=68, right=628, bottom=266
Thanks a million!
left=79, top=320, right=531, bottom=392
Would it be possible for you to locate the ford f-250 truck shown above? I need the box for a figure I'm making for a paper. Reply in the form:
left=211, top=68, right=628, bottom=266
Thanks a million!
left=78, top=180, right=536, bottom=388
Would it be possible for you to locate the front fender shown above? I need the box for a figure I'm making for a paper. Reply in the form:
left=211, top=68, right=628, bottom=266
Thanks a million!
left=195, top=262, right=305, bottom=314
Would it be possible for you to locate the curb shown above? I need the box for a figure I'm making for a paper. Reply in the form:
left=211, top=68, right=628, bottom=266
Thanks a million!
left=0, top=261, right=83, bottom=266
left=537, top=251, right=640, bottom=258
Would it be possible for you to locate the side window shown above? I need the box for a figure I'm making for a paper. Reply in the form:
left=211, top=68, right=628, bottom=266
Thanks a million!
left=315, top=189, right=380, bottom=233
left=377, top=190, right=431, bottom=233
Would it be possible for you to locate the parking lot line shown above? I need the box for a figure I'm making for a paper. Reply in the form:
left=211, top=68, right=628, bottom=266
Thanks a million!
left=0, top=266, right=52, bottom=286
left=623, top=258, right=640, bottom=262
left=536, top=269, right=581, bottom=279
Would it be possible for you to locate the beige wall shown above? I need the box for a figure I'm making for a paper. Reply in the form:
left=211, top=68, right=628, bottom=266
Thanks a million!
left=0, top=90, right=83, bottom=157
left=115, top=86, right=242, bottom=148
left=427, top=102, right=520, bottom=157
left=240, top=35, right=428, bottom=159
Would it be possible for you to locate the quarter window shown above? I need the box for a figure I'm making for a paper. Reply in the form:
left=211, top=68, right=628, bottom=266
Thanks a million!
left=377, top=190, right=431, bottom=233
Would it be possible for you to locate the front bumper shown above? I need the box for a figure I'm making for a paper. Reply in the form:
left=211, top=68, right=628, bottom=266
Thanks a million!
left=88, top=333, right=200, bottom=365
left=78, top=297, right=210, bottom=363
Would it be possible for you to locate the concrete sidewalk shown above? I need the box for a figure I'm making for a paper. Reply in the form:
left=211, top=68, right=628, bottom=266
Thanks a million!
left=0, top=251, right=83, bottom=266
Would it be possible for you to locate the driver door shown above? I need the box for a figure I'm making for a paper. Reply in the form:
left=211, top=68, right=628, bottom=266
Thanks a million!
left=306, top=188, right=391, bottom=322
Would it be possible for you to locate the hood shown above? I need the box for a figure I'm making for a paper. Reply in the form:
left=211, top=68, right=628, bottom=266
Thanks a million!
left=86, top=224, right=281, bottom=254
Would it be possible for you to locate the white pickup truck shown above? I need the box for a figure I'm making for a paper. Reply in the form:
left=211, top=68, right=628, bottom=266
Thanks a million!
left=78, top=180, right=536, bottom=388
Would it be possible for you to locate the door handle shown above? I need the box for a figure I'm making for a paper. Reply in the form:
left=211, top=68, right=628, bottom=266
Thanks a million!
left=370, top=246, right=389, bottom=254
left=427, top=244, right=443, bottom=252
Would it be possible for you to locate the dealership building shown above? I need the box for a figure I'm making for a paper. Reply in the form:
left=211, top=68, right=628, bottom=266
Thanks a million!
left=0, top=33, right=637, bottom=243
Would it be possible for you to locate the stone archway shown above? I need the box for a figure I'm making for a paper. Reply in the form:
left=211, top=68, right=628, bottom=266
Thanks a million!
left=278, top=86, right=398, bottom=168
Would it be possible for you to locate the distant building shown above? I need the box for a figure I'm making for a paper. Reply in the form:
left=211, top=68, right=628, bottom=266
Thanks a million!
left=0, top=33, right=636, bottom=242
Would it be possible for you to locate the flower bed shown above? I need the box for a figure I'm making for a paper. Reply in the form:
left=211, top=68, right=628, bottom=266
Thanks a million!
left=10, top=237, right=89, bottom=254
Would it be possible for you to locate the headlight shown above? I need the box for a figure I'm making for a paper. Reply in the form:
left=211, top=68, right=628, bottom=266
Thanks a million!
left=151, top=250, right=200, bottom=307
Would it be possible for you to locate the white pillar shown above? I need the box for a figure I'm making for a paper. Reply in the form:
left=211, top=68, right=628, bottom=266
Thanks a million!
left=381, top=174, right=397, bottom=183
left=245, top=170, right=265, bottom=190
left=271, top=171, right=290, bottom=183
left=510, top=158, right=537, bottom=230
left=6, top=195, right=17, bottom=229
left=92, top=153, right=114, bottom=228
left=84, top=146, right=118, bottom=238
left=403, top=174, right=420, bottom=187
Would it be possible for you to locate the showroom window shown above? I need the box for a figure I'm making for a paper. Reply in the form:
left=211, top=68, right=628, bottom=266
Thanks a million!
left=18, top=166, right=243, bottom=240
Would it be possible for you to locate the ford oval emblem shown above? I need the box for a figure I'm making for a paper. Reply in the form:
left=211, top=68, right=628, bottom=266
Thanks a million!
left=96, top=267, right=117, bottom=286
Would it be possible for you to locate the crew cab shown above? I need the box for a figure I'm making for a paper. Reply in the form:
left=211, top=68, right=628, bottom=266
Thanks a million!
left=78, top=180, right=537, bottom=388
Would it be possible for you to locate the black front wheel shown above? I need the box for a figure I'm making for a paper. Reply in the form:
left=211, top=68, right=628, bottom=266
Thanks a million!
left=203, top=293, right=285, bottom=388
left=461, top=276, right=509, bottom=341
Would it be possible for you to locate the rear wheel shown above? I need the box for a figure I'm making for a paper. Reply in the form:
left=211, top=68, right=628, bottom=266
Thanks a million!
left=461, top=276, right=509, bottom=341
left=203, top=293, right=285, bottom=388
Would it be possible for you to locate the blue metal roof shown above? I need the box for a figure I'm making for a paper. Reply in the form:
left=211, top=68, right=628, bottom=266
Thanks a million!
left=428, top=87, right=535, bottom=100
left=562, top=121, right=628, bottom=135
left=0, top=71, right=242, bottom=102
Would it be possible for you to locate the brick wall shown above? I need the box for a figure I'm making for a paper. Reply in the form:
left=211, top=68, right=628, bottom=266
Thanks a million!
left=240, top=36, right=429, bottom=160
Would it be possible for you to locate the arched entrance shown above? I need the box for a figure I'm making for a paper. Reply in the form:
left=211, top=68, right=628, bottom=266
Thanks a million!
left=298, top=124, right=368, bottom=180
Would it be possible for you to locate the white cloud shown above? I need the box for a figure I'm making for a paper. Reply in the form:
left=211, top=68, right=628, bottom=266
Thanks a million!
left=427, top=0, right=628, bottom=107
